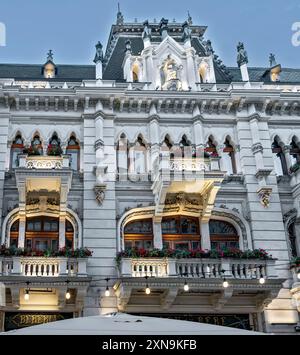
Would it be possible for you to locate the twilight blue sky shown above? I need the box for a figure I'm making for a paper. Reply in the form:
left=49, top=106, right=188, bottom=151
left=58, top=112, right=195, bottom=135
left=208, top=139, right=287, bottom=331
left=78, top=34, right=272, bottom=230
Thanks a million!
left=0, top=0, right=299, bottom=68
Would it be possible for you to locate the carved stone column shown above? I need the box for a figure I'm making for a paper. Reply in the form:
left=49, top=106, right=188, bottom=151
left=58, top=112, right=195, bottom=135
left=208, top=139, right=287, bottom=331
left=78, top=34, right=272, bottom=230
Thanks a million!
left=200, top=219, right=211, bottom=250
left=18, top=215, right=26, bottom=248
left=153, top=216, right=163, bottom=250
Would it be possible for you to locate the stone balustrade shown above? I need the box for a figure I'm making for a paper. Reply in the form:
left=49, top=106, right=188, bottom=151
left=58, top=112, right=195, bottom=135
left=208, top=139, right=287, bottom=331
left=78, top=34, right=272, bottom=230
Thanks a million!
left=0, top=256, right=88, bottom=277
left=18, top=155, right=70, bottom=170
left=119, top=257, right=277, bottom=280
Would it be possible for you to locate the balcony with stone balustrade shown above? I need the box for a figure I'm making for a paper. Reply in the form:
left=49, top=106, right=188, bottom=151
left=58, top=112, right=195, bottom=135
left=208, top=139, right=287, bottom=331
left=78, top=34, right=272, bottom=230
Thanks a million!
left=115, top=256, right=284, bottom=313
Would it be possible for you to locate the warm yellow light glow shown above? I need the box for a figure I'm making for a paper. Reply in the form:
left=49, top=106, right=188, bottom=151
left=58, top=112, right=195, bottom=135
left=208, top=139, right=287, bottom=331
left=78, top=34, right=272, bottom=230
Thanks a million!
left=24, top=291, right=30, bottom=301
left=259, top=277, right=265, bottom=284
left=145, top=287, right=151, bottom=295
left=105, top=288, right=110, bottom=297
left=183, top=283, right=189, bottom=292
left=223, top=280, right=229, bottom=288
left=65, top=291, right=71, bottom=300
left=297, top=272, right=300, bottom=280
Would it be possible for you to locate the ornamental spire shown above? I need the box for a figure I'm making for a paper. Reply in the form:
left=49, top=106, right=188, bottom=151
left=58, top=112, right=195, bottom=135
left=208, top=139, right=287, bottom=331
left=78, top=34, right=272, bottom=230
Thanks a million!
left=116, top=2, right=124, bottom=25
left=47, top=49, right=54, bottom=62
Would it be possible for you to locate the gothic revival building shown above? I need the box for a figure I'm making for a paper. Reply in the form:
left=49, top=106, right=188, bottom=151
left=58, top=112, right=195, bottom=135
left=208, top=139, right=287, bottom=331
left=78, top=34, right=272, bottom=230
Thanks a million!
left=0, top=10, right=300, bottom=333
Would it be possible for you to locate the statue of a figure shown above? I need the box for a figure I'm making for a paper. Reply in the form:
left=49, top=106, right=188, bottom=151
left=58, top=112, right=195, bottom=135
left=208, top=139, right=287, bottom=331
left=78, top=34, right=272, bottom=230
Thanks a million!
left=125, top=39, right=132, bottom=53
left=161, top=55, right=182, bottom=91
left=187, top=11, right=193, bottom=26
left=93, top=42, right=103, bottom=64
left=182, top=21, right=192, bottom=43
left=237, top=42, right=248, bottom=67
left=269, top=53, right=276, bottom=67
left=159, top=18, right=169, bottom=36
left=47, top=50, right=54, bottom=62
left=142, top=20, right=151, bottom=40
left=204, top=40, right=214, bottom=56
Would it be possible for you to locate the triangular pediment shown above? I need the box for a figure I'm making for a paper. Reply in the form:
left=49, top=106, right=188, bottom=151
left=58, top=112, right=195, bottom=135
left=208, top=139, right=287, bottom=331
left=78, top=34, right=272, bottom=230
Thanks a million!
left=153, top=35, right=186, bottom=58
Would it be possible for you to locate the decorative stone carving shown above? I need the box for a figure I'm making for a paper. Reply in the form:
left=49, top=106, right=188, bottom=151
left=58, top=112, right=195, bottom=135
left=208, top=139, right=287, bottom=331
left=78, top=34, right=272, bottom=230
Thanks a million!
left=93, top=42, right=103, bottom=64
left=236, top=42, right=248, bottom=67
left=204, top=40, right=214, bottom=56
left=125, top=40, right=132, bottom=54
left=257, top=187, right=272, bottom=208
left=251, top=142, right=263, bottom=155
left=283, top=208, right=297, bottom=223
left=26, top=158, right=63, bottom=169
left=142, top=20, right=151, bottom=40
left=182, top=21, right=192, bottom=43
left=94, top=184, right=107, bottom=206
left=159, top=18, right=169, bottom=36
left=269, top=53, right=276, bottom=67
left=255, top=168, right=272, bottom=180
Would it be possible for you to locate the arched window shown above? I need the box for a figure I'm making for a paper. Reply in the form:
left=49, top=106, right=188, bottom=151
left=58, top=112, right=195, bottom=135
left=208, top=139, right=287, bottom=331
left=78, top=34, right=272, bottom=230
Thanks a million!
left=290, top=138, right=300, bottom=166
left=205, top=137, right=218, bottom=157
left=10, top=134, right=24, bottom=168
left=272, top=138, right=287, bottom=176
left=223, top=138, right=236, bottom=174
left=10, top=220, right=19, bottom=247
left=162, top=216, right=200, bottom=250
left=179, top=136, right=192, bottom=158
left=287, top=221, right=298, bottom=258
left=65, top=220, right=74, bottom=249
left=209, top=220, right=239, bottom=250
left=29, top=135, right=43, bottom=156
left=132, top=63, right=139, bottom=82
left=117, top=134, right=128, bottom=177
left=124, top=219, right=153, bottom=250
left=48, top=133, right=62, bottom=156
left=199, top=61, right=208, bottom=83
left=66, top=135, right=80, bottom=170
left=129, top=135, right=148, bottom=175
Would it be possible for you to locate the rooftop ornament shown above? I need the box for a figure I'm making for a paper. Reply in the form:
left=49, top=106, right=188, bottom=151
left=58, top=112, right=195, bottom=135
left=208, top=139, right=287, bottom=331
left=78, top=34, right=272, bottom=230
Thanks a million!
left=237, top=42, right=248, bottom=67
left=125, top=39, right=132, bottom=54
left=116, top=2, right=124, bottom=25
left=204, top=39, right=214, bottom=56
left=142, top=20, right=151, bottom=40
left=47, top=49, right=54, bottom=62
left=93, top=41, right=103, bottom=64
left=269, top=53, right=277, bottom=67
left=182, top=21, right=192, bottom=43
left=159, top=18, right=169, bottom=38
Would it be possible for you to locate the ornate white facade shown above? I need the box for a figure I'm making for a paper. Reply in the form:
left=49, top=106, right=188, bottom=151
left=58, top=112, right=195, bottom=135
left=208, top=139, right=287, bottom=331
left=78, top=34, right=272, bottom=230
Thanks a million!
left=0, top=12, right=299, bottom=333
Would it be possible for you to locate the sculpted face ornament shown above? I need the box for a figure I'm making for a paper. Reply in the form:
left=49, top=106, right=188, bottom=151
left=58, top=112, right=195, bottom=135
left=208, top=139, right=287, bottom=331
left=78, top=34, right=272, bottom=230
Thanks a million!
left=257, top=187, right=272, bottom=208
left=94, top=184, right=107, bottom=206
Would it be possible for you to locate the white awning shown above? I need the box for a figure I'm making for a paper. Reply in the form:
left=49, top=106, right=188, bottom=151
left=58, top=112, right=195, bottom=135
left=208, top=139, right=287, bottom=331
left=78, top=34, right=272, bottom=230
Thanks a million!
left=3, top=312, right=263, bottom=335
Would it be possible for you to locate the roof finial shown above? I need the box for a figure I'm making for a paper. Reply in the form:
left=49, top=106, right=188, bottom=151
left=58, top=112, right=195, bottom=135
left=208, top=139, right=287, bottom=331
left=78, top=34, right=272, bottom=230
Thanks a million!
left=187, top=11, right=193, bottom=25
left=117, top=2, right=124, bottom=25
left=47, top=49, right=54, bottom=62
left=269, top=53, right=276, bottom=67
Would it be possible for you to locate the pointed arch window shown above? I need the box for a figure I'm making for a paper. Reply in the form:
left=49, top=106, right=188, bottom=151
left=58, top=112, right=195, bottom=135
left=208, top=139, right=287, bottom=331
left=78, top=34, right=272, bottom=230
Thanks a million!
left=290, top=138, right=300, bottom=165
left=29, top=135, right=43, bottom=156
left=117, top=134, right=128, bottom=178
left=10, top=134, right=24, bottom=168
left=129, top=136, right=148, bottom=175
left=205, top=137, right=218, bottom=158
left=272, top=139, right=288, bottom=176
left=48, top=133, right=62, bottom=156
left=66, top=135, right=80, bottom=170
left=223, top=138, right=237, bottom=174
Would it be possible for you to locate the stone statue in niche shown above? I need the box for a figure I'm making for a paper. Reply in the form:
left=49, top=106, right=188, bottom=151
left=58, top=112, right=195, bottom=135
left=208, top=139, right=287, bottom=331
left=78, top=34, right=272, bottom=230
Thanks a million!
left=161, top=55, right=182, bottom=91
